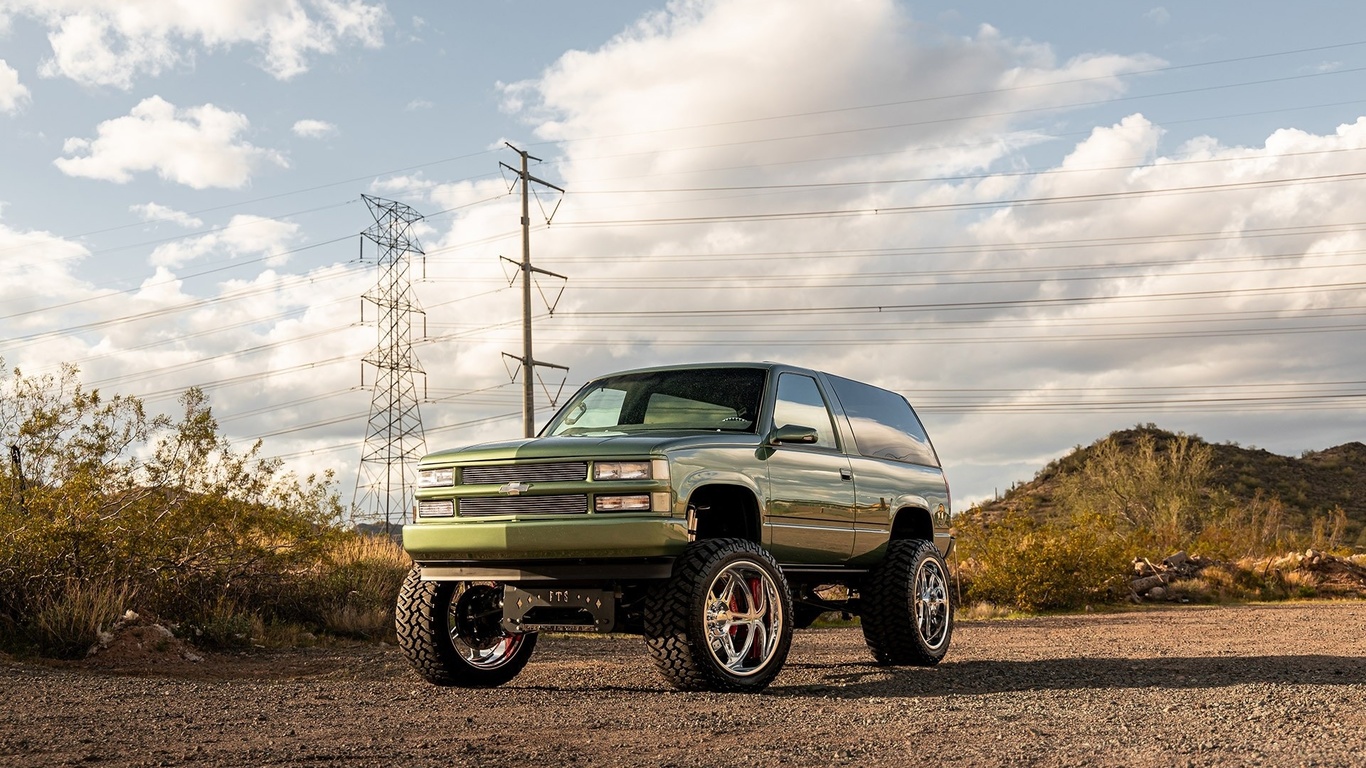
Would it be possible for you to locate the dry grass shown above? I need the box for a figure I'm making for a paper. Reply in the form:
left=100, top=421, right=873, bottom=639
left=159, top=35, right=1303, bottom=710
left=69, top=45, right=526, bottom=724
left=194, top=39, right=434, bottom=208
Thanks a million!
left=326, top=534, right=410, bottom=569
left=1164, top=578, right=1212, bottom=602
left=957, top=601, right=1019, bottom=621
left=310, top=534, right=410, bottom=640
left=28, top=579, right=132, bottom=659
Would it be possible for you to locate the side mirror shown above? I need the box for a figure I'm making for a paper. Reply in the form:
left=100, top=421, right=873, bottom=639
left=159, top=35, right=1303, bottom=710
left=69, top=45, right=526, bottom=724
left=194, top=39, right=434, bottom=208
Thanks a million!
left=768, top=424, right=819, bottom=446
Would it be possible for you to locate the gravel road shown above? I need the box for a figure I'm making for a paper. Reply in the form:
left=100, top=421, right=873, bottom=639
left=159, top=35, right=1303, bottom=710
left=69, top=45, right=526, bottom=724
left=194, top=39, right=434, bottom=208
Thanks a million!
left=2, top=602, right=1364, bottom=767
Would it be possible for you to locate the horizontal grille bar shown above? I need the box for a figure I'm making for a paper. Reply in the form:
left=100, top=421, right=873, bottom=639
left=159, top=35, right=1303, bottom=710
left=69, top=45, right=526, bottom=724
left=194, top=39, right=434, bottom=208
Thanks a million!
left=459, top=495, right=588, bottom=517
left=462, top=462, right=588, bottom=485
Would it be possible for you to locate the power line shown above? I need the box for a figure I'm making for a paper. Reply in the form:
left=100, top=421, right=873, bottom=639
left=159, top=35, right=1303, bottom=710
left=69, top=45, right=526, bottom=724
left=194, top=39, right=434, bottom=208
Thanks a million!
left=0, top=235, right=357, bottom=322
left=540, top=67, right=1366, bottom=169
left=560, top=280, right=1366, bottom=319
left=0, top=262, right=365, bottom=353
left=567, top=146, right=1366, bottom=196
left=553, top=170, right=1366, bottom=229
left=520, top=39, right=1366, bottom=147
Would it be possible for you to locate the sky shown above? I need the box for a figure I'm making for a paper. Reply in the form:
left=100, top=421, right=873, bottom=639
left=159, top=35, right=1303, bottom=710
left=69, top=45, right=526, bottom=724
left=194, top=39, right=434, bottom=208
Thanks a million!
left=3, top=0, right=1366, bottom=519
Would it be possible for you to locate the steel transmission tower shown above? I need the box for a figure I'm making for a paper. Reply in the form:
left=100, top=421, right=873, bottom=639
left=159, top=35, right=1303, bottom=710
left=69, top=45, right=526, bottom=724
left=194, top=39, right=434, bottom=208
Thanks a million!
left=355, top=195, right=427, bottom=531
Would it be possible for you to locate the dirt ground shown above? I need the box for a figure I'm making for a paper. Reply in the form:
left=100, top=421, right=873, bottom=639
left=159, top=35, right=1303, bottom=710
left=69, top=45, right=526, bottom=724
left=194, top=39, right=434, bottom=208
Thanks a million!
left=2, top=602, right=1364, bottom=767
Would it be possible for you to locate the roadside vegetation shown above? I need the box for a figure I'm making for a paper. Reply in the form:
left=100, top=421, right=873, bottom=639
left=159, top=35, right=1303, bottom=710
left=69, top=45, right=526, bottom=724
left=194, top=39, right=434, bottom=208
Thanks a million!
left=0, top=362, right=410, bottom=658
left=956, top=427, right=1366, bottom=613
left=4, top=364, right=1362, bottom=656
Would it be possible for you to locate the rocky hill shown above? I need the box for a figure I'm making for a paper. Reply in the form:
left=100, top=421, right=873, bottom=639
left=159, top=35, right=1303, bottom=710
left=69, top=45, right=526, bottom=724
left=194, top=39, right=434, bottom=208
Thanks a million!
left=976, top=426, right=1366, bottom=547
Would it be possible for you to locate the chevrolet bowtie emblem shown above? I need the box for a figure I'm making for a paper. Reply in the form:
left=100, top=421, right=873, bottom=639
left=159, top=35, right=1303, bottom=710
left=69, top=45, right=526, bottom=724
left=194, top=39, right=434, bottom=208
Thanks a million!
left=499, top=482, right=531, bottom=495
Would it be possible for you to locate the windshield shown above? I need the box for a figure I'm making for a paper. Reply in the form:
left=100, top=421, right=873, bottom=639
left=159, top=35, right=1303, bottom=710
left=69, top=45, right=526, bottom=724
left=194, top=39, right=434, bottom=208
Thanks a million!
left=545, top=368, right=767, bottom=436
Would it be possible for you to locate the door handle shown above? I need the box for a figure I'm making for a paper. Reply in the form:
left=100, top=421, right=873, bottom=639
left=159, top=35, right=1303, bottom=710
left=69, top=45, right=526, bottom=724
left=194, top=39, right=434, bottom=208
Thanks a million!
left=840, top=468, right=852, bottom=481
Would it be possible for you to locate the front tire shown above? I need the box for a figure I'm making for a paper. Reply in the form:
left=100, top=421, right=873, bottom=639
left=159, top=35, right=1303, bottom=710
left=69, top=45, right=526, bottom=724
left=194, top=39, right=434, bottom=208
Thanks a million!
left=644, top=538, right=794, bottom=692
left=395, top=567, right=537, bottom=687
left=861, top=539, right=953, bottom=666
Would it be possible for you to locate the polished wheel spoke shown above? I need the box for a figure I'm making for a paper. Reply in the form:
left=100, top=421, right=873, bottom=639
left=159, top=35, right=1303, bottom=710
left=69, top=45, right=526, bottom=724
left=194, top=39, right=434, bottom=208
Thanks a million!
left=913, top=559, right=950, bottom=649
left=447, top=583, right=526, bottom=670
left=703, top=561, right=783, bottom=676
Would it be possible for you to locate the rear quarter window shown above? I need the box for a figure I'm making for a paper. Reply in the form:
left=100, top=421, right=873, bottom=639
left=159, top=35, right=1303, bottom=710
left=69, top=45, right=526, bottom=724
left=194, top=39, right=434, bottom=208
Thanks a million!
left=828, top=375, right=938, bottom=467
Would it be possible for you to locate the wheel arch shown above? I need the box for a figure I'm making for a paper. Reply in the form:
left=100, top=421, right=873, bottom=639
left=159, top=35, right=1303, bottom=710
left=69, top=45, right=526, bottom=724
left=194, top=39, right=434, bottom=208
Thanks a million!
left=685, top=483, right=762, bottom=543
left=889, top=505, right=934, bottom=543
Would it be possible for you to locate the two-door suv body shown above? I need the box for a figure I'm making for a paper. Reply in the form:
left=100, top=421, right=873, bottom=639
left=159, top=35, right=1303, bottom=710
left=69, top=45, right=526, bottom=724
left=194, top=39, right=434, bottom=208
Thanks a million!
left=397, top=362, right=953, bottom=691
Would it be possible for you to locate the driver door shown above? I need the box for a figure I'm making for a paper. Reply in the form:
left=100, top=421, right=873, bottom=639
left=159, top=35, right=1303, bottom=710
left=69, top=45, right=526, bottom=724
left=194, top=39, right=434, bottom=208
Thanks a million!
left=762, top=372, right=857, bottom=564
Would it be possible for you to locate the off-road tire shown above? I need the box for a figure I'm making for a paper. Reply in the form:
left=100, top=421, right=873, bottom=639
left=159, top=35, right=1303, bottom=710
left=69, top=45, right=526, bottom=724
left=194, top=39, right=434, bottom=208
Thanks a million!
left=643, top=538, right=794, bottom=692
left=861, top=538, right=953, bottom=666
left=395, top=566, right=537, bottom=687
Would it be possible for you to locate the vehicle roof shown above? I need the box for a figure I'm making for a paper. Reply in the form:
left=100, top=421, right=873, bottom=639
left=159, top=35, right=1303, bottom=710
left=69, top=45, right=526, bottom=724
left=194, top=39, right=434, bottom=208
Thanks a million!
left=583, top=361, right=906, bottom=399
left=586, top=361, right=813, bottom=378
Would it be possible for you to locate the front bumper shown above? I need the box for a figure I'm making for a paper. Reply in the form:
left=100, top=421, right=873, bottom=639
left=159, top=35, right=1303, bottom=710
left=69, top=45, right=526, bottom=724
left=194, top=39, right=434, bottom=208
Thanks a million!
left=403, top=515, right=691, bottom=562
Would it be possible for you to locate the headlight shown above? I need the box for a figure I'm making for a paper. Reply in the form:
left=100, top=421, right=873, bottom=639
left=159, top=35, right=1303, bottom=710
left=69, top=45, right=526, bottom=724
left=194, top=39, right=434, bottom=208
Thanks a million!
left=417, top=500, right=454, bottom=518
left=419, top=468, right=455, bottom=487
left=595, top=494, right=652, bottom=512
left=593, top=461, right=651, bottom=480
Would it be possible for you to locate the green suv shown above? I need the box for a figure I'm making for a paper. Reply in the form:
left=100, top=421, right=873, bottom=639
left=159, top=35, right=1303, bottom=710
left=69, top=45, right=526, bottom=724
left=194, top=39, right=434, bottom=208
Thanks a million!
left=396, top=362, right=953, bottom=692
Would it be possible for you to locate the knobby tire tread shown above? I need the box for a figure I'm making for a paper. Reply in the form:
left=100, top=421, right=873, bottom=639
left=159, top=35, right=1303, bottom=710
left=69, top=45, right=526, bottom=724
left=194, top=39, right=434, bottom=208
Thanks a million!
left=861, top=539, right=951, bottom=667
left=643, top=538, right=792, bottom=693
left=394, top=566, right=536, bottom=688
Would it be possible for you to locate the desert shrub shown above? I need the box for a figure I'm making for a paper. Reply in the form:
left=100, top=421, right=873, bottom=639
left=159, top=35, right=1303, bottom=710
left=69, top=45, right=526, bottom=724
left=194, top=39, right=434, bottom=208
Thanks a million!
left=1196, top=559, right=1294, bottom=602
left=956, top=509, right=1133, bottom=612
left=1055, top=431, right=1212, bottom=553
left=181, top=597, right=257, bottom=650
left=0, top=363, right=350, bottom=656
left=1189, top=490, right=1297, bottom=560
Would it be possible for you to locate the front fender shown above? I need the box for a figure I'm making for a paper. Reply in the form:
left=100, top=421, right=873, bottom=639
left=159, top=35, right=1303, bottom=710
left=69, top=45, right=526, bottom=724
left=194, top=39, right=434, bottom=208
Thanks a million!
left=672, top=467, right=766, bottom=517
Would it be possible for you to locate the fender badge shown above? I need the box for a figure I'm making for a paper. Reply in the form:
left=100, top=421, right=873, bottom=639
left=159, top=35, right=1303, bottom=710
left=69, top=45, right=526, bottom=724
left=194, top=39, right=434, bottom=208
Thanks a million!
left=499, top=482, right=530, bottom=495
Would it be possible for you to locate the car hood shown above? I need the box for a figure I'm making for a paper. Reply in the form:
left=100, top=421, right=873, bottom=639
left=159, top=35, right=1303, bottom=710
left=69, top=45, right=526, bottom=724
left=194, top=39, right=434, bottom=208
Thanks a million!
left=421, top=432, right=761, bottom=464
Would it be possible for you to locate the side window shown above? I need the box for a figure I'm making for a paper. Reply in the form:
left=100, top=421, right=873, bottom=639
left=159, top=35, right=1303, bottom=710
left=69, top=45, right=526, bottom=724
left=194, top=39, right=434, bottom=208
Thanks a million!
left=829, top=376, right=938, bottom=466
left=772, top=374, right=838, bottom=449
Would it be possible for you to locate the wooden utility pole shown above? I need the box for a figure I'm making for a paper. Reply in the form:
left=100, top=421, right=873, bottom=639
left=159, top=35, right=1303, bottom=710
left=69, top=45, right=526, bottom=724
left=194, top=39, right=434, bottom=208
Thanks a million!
left=501, top=143, right=567, bottom=437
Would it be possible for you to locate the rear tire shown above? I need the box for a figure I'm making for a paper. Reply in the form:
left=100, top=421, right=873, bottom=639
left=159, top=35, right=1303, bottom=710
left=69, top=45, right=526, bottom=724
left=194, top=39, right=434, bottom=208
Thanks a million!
left=395, top=566, right=537, bottom=687
left=861, top=539, right=953, bottom=666
left=644, top=538, right=793, bottom=692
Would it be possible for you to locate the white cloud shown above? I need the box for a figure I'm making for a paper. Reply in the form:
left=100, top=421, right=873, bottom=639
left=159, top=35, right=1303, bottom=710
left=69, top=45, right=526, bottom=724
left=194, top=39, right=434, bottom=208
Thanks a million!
left=54, top=96, right=286, bottom=189
left=0, top=58, right=30, bottom=113
left=447, top=0, right=1366, bottom=505
left=292, top=118, right=337, bottom=138
left=1, top=0, right=386, bottom=89
left=1145, top=7, right=1171, bottom=25
left=130, top=202, right=203, bottom=229
left=148, top=214, right=300, bottom=268
left=405, top=99, right=433, bottom=112
left=9, top=0, right=1366, bottom=511
left=368, top=172, right=432, bottom=198
left=0, top=219, right=92, bottom=323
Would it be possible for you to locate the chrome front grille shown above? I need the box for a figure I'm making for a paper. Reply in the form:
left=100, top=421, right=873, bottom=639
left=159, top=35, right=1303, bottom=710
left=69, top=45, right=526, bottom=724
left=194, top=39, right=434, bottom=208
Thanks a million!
left=459, top=494, right=588, bottom=517
left=461, top=462, right=588, bottom=485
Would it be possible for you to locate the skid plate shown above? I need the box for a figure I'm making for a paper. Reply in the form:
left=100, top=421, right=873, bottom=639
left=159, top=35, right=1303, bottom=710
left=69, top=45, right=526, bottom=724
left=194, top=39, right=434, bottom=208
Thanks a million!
left=501, top=586, right=616, bottom=633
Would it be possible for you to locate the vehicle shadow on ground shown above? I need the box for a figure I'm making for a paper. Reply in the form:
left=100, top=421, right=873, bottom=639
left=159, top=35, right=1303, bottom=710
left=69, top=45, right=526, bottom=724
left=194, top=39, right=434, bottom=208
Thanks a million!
left=772, top=655, right=1366, bottom=698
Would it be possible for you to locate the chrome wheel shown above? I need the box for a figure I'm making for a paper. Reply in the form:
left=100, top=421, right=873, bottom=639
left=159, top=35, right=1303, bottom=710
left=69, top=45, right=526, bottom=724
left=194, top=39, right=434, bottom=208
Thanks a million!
left=702, top=559, right=785, bottom=677
left=447, top=583, right=529, bottom=670
left=914, top=557, right=950, bottom=651
left=861, top=539, right=953, bottom=666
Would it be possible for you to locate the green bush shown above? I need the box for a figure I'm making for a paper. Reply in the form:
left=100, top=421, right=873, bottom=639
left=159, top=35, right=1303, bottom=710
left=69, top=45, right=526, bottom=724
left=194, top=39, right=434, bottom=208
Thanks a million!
left=956, top=510, right=1132, bottom=612
left=0, top=362, right=364, bottom=656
